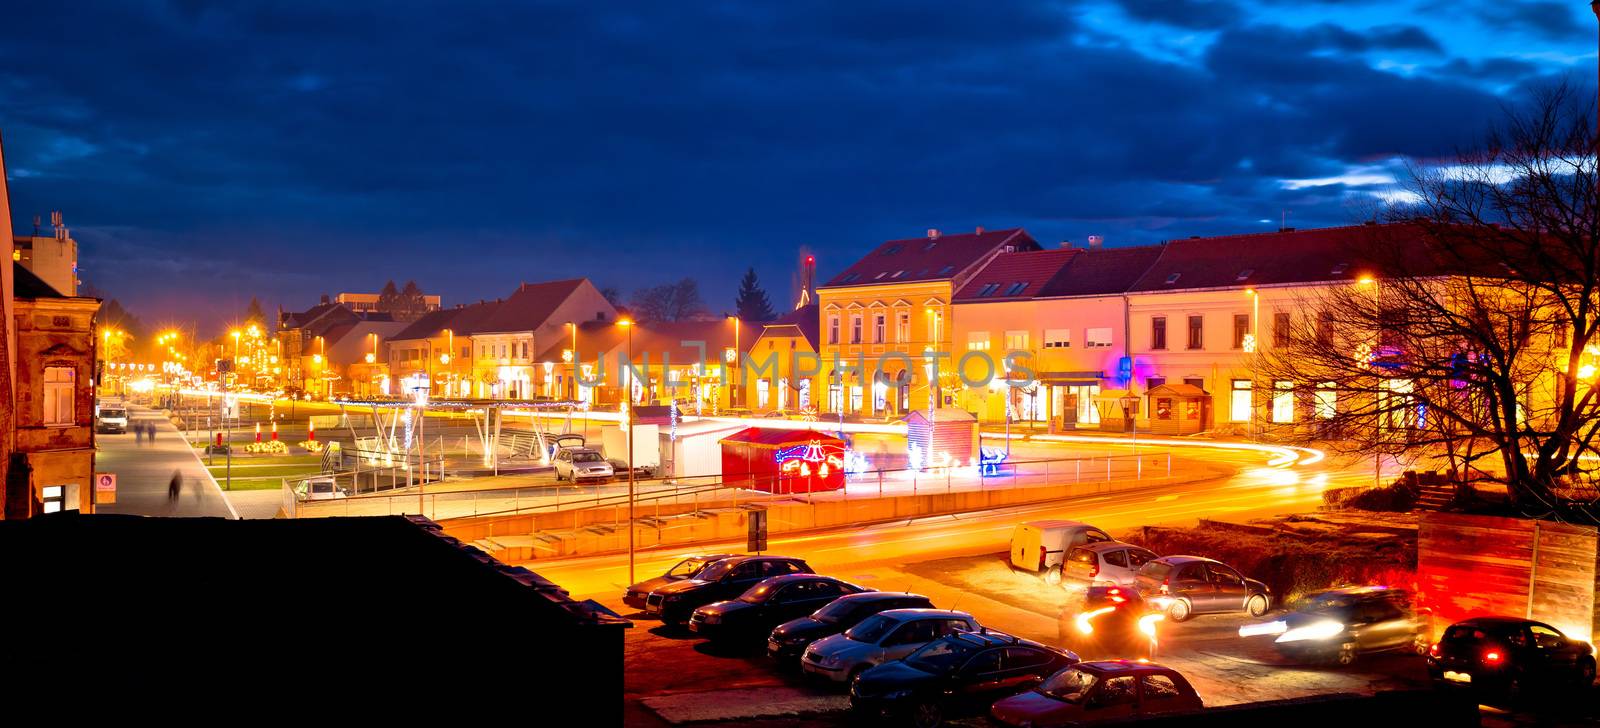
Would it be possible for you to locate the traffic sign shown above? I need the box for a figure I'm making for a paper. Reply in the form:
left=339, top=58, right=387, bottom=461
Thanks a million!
left=95, top=472, right=117, bottom=505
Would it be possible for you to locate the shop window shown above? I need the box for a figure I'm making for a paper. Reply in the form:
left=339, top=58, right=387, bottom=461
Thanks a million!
left=1314, top=382, right=1337, bottom=419
left=1272, top=381, right=1294, bottom=423
left=1230, top=380, right=1252, bottom=423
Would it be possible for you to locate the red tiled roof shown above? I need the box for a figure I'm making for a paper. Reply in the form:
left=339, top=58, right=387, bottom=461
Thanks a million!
left=533, top=318, right=748, bottom=364
left=1128, top=223, right=1424, bottom=292
left=821, top=228, right=1039, bottom=288
left=390, top=299, right=499, bottom=341
left=476, top=279, right=587, bottom=334
left=756, top=304, right=820, bottom=349
left=954, top=249, right=1079, bottom=301
left=1038, top=245, right=1166, bottom=297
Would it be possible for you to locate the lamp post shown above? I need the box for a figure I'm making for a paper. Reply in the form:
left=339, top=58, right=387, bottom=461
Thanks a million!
left=568, top=321, right=578, bottom=400
left=1244, top=288, right=1259, bottom=440
left=618, top=317, right=636, bottom=583
left=726, top=315, right=740, bottom=410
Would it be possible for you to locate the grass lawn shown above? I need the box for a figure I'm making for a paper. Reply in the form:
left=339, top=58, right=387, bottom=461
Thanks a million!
left=204, top=455, right=326, bottom=490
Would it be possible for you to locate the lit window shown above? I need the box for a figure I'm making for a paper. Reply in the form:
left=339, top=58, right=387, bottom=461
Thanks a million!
left=1085, top=328, right=1113, bottom=348
left=967, top=331, right=991, bottom=351
left=1230, top=380, right=1252, bottom=423
left=896, top=312, right=911, bottom=343
left=43, top=366, right=75, bottom=425
left=1272, top=381, right=1294, bottom=423
left=1314, top=382, right=1336, bottom=419
left=757, top=379, right=771, bottom=409
left=1004, top=330, right=1029, bottom=350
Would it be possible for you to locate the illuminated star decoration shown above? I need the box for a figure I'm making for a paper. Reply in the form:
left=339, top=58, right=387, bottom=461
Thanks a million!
left=775, top=439, right=844, bottom=478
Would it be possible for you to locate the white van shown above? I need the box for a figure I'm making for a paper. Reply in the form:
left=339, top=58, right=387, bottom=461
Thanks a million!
left=1009, top=520, right=1114, bottom=584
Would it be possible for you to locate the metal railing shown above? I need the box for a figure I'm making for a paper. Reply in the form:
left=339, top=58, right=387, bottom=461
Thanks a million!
left=286, top=450, right=1176, bottom=525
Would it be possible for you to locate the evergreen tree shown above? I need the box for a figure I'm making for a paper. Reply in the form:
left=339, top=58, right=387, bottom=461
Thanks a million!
left=377, top=280, right=400, bottom=315
left=735, top=267, right=776, bottom=322
left=244, top=297, right=266, bottom=328
left=399, top=280, right=427, bottom=321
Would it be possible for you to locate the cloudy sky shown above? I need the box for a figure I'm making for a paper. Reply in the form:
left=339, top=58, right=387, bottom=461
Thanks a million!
left=1, top=1, right=1593, bottom=332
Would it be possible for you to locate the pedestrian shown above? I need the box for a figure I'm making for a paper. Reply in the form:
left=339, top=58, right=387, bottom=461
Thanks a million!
left=147, top=421, right=157, bottom=444
left=168, top=470, right=183, bottom=500
left=135, top=420, right=145, bottom=445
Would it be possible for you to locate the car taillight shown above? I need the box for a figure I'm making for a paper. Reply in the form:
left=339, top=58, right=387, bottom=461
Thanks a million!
left=1089, top=560, right=1099, bottom=578
left=1484, top=651, right=1502, bottom=664
left=1428, top=643, right=1440, bottom=657
left=1160, top=578, right=1170, bottom=594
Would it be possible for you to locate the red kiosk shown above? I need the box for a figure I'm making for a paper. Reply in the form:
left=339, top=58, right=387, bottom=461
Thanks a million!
left=719, top=428, right=847, bottom=494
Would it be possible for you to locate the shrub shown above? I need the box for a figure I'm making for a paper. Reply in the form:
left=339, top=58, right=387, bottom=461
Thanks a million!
left=1323, top=480, right=1418, bottom=511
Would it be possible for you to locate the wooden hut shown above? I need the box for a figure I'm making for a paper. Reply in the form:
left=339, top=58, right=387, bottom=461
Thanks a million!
left=1145, top=383, right=1211, bottom=436
left=904, top=408, right=977, bottom=468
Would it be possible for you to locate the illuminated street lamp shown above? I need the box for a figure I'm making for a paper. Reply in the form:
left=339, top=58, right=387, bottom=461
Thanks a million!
left=618, top=317, right=636, bottom=583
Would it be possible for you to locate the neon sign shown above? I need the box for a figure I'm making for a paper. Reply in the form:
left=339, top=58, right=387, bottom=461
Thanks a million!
left=979, top=446, right=1008, bottom=477
left=775, top=439, right=844, bottom=479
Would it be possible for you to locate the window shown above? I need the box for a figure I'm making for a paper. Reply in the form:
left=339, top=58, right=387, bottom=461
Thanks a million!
left=828, top=315, right=840, bottom=344
left=1151, top=316, right=1167, bottom=350
left=1272, top=380, right=1294, bottom=423
left=1236, top=268, right=1254, bottom=281
left=1314, top=382, right=1337, bottom=419
left=1187, top=316, right=1203, bottom=350
left=521, top=342, right=529, bottom=359
left=1146, top=377, right=1166, bottom=389
left=1004, top=647, right=1052, bottom=668
left=1233, top=314, right=1250, bottom=349
left=937, top=265, right=954, bottom=276
left=1004, top=282, right=1028, bottom=296
left=896, top=311, right=911, bottom=342
left=977, top=283, right=1001, bottom=297
left=43, top=366, right=75, bottom=425
left=1004, top=330, right=1029, bottom=351
left=882, top=244, right=902, bottom=255
left=1099, top=676, right=1139, bottom=707
left=757, top=379, right=771, bottom=408
left=1164, top=273, right=1181, bottom=285
left=1086, top=327, right=1113, bottom=348
left=850, top=315, right=862, bottom=344
left=873, top=314, right=886, bottom=343
left=1317, top=311, right=1333, bottom=346
left=967, top=331, right=991, bottom=351
left=1043, top=329, right=1070, bottom=348
left=1555, top=315, right=1570, bottom=348
left=1230, top=379, right=1252, bottom=422
left=1274, top=312, right=1291, bottom=347
left=1143, top=674, right=1182, bottom=700
left=41, top=485, right=66, bottom=514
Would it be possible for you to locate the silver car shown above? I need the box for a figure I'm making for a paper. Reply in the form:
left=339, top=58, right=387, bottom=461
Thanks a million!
left=553, top=447, right=614, bottom=482
left=800, top=608, right=977, bottom=684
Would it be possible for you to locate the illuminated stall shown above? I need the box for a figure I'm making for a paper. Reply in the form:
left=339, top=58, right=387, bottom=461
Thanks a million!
left=719, top=428, right=847, bottom=494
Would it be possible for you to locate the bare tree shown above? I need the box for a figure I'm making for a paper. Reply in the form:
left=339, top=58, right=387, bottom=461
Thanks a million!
left=629, top=278, right=707, bottom=323
left=1257, top=85, right=1600, bottom=516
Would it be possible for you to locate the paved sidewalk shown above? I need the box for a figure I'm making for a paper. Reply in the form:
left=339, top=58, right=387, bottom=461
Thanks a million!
left=96, top=406, right=239, bottom=518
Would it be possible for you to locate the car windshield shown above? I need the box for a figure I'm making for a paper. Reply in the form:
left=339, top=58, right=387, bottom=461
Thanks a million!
left=844, top=614, right=898, bottom=643
left=573, top=452, right=604, bottom=463
left=811, top=599, right=860, bottom=625
left=101, top=409, right=126, bottom=418
left=739, top=581, right=779, bottom=603
left=904, top=639, right=975, bottom=674
left=666, top=557, right=709, bottom=578
left=694, top=559, right=736, bottom=582
left=1038, top=667, right=1099, bottom=702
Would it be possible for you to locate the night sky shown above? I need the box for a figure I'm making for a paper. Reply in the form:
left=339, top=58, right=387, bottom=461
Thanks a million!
left=2, top=1, right=1592, bottom=333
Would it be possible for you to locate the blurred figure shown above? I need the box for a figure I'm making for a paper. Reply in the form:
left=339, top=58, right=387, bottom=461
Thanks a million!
left=147, top=421, right=157, bottom=444
left=168, top=470, right=183, bottom=500
left=135, top=421, right=145, bottom=445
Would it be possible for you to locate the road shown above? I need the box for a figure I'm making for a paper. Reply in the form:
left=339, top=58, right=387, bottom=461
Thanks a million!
left=95, top=406, right=239, bottom=518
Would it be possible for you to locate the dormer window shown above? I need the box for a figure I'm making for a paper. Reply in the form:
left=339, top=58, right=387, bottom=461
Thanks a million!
left=977, top=283, right=1001, bottom=297
left=938, top=265, right=955, bottom=276
left=1004, top=282, right=1028, bottom=296
left=1165, top=273, right=1181, bottom=285
left=1235, top=269, right=1254, bottom=282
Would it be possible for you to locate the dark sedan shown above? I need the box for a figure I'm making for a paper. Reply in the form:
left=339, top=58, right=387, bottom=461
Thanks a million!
left=850, top=630, right=1078, bottom=728
left=623, top=554, right=736, bottom=610
left=1428, top=616, right=1596, bottom=694
left=689, top=574, right=867, bottom=642
left=768, top=591, right=935, bottom=663
left=645, top=555, right=812, bottom=625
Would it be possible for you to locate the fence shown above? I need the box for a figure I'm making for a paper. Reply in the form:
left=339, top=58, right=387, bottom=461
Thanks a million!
left=288, top=450, right=1176, bottom=527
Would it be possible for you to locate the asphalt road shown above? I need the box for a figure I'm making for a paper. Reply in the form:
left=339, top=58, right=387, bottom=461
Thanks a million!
left=95, top=406, right=238, bottom=518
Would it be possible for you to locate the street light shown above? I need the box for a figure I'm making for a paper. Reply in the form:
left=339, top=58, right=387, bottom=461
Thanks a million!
left=1244, top=288, right=1260, bottom=440
left=617, top=317, right=636, bottom=583
left=726, top=315, right=740, bottom=409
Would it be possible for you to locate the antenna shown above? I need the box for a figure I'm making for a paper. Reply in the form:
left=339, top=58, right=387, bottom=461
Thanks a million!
left=32, top=215, right=40, bottom=236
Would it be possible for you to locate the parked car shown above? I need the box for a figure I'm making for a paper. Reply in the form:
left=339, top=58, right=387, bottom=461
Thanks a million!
left=300, top=476, right=348, bottom=500
left=624, top=554, right=737, bottom=610
left=1010, top=521, right=1114, bottom=585
left=768, top=592, right=936, bottom=664
left=1427, top=617, right=1596, bottom=693
left=690, top=574, right=868, bottom=642
left=1066, top=541, right=1158, bottom=587
left=1134, top=556, right=1270, bottom=621
left=645, top=555, right=813, bottom=625
left=990, top=660, right=1203, bottom=726
left=95, top=407, right=129, bottom=434
left=849, top=630, right=1078, bottom=727
left=1254, top=586, right=1424, bottom=665
left=552, top=447, right=614, bottom=482
left=802, top=609, right=978, bottom=684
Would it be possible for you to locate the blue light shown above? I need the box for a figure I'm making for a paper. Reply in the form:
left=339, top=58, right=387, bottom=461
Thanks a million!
left=979, top=446, right=1008, bottom=477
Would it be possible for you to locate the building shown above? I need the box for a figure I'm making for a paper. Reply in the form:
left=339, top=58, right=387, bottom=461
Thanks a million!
left=277, top=297, right=403, bottom=398
left=336, top=291, right=442, bottom=315
left=7, top=263, right=99, bottom=516
left=536, top=317, right=745, bottom=412
left=741, top=304, right=820, bottom=414
left=388, top=279, right=616, bottom=400
left=13, top=227, right=78, bottom=297
left=952, top=243, right=1164, bottom=429
left=817, top=227, right=1039, bottom=417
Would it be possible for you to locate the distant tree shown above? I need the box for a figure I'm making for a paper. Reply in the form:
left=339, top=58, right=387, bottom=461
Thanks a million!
left=244, top=297, right=267, bottom=329
left=600, top=286, right=625, bottom=309
left=630, top=278, right=707, bottom=323
left=377, top=280, right=400, bottom=316
left=397, top=280, right=428, bottom=321
left=735, top=267, right=777, bottom=322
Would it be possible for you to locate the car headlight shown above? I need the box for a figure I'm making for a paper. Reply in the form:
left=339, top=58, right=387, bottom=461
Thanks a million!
left=701, top=612, right=721, bottom=624
left=662, top=595, right=681, bottom=603
left=817, top=654, right=842, bottom=668
left=1276, top=620, right=1345, bottom=643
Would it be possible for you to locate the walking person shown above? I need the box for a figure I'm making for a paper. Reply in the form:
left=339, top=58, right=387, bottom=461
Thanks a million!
left=147, top=420, right=157, bottom=445
left=135, top=420, right=145, bottom=446
left=168, top=470, right=183, bottom=501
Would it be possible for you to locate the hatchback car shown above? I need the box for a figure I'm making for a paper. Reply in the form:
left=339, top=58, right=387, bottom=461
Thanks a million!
left=689, top=574, right=868, bottom=642
left=552, top=447, right=614, bottom=482
left=802, top=609, right=978, bottom=684
left=850, top=630, right=1078, bottom=728
left=1066, top=542, right=1158, bottom=587
left=623, top=553, right=737, bottom=610
left=1251, top=586, right=1423, bottom=665
left=645, top=555, right=812, bottom=625
left=1134, top=556, right=1270, bottom=621
left=768, top=592, right=935, bottom=664
left=990, top=660, right=1203, bottom=726
left=1427, top=617, right=1596, bottom=693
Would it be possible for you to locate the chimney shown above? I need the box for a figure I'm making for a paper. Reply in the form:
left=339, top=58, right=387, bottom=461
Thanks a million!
left=927, top=229, right=941, bottom=239
left=1059, top=240, right=1073, bottom=249
left=1087, top=235, right=1104, bottom=250
left=975, top=226, right=985, bottom=234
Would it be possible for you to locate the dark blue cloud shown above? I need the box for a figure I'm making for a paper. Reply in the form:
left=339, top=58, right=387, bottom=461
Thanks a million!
left=0, top=1, right=1583, bottom=331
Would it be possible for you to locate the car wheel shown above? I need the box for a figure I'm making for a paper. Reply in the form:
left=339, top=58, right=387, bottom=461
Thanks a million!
left=1335, top=642, right=1358, bottom=667
left=1166, top=599, right=1191, bottom=622
left=1576, top=658, right=1596, bottom=688
left=910, top=699, right=943, bottom=728
left=1246, top=594, right=1269, bottom=617
left=1044, top=566, right=1062, bottom=586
